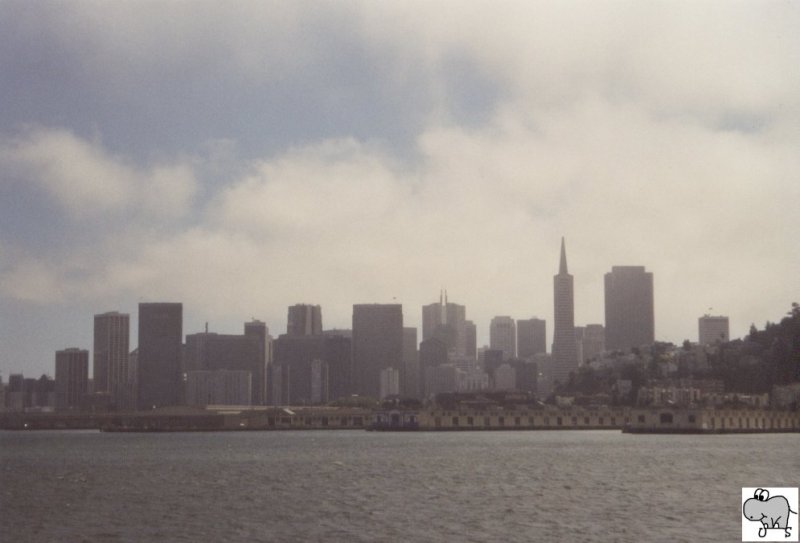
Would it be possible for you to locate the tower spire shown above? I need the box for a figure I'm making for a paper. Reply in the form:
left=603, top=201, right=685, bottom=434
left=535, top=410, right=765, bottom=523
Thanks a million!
left=559, top=236, right=568, bottom=274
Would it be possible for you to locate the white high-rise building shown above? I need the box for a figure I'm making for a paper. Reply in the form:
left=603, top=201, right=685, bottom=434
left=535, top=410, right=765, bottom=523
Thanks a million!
left=93, top=312, right=130, bottom=406
left=379, top=367, right=400, bottom=399
left=490, top=316, right=517, bottom=361
left=698, top=315, right=729, bottom=345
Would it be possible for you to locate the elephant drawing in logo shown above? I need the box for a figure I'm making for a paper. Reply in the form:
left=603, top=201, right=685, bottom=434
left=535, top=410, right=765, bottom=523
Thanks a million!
left=743, top=488, right=797, bottom=538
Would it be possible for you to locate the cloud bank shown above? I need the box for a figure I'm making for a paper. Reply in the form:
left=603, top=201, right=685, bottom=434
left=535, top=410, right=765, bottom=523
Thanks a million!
left=1, top=2, right=798, bottom=375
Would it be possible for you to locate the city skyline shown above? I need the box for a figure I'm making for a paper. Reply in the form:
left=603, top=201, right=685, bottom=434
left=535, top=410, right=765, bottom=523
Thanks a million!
left=2, top=4, right=798, bottom=378
left=0, top=255, right=794, bottom=378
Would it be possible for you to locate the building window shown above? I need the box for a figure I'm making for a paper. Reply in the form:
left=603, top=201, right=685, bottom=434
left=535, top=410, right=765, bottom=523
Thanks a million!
left=571, top=416, right=577, bottom=425
left=584, top=417, right=590, bottom=425
left=452, top=417, right=459, bottom=426
left=484, top=417, right=491, bottom=427
left=434, top=417, right=441, bottom=427
left=557, top=417, right=563, bottom=426
left=599, top=417, right=604, bottom=425
left=659, top=413, right=673, bottom=424
left=514, top=417, right=521, bottom=426
left=688, top=414, right=696, bottom=424
left=637, top=415, right=645, bottom=423
left=467, top=416, right=474, bottom=426
left=498, top=416, right=505, bottom=426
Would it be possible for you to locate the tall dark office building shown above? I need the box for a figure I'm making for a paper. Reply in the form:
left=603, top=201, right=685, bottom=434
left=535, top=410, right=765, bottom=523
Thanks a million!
left=421, top=292, right=467, bottom=357
left=402, top=327, right=420, bottom=399
left=604, top=266, right=654, bottom=351
left=323, top=334, right=352, bottom=403
left=517, top=318, right=546, bottom=359
left=418, top=337, right=447, bottom=398
left=5, top=374, right=24, bottom=411
left=93, top=312, right=130, bottom=406
left=552, top=238, right=578, bottom=384
left=287, top=304, right=323, bottom=336
left=464, top=320, right=477, bottom=360
left=270, top=333, right=351, bottom=405
left=184, top=330, right=264, bottom=405
left=244, top=319, right=269, bottom=402
left=137, top=303, right=182, bottom=410
left=55, top=348, right=89, bottom=410
left=352, top=304, right=403, bottom=398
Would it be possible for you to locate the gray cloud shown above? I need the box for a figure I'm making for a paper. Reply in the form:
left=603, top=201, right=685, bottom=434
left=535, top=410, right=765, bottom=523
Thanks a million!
left=1, top=2, right=798, bottom=376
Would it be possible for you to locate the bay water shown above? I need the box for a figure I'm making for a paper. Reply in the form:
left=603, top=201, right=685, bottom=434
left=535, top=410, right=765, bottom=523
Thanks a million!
left=1, top=430, right=797, bottom=542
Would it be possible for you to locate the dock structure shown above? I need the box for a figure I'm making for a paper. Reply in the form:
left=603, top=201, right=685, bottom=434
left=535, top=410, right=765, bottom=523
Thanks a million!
left=2, top=405, right=798, bottom=434
left=0, top=406, right=373, bottom=432
left=371, top=405, right=800, bottom=433
left=371, top=405, right=630, bottom=431
left=624, top=407, right=800, bottom=433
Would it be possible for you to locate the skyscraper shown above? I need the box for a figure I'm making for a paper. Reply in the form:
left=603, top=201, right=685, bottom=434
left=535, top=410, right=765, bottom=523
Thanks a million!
left=352, top=304, right=403, bottom=398
left=419, top=337, right=449, bottom=398
left=552, top=238, right=578, bottom=384
left=464, top=320, right=477, bottom=360
left=287, top=304, right=323, bottom=336
left=244, top=319, right=270, bottom=403
left=517, top=317, right=546, bottom=359
left=582, top=324, right=606, bottom=362
left=402, top=327, right=420, bottom=399
left=270, top=331, right=352, bottom=405
left=184, top=331, right=263, bottom=405
left=93, top=312, right=130, bottom=406
left=185, top=370, right=252, bottom=407
left=5, top=374, right=23, bottom=411
left=604, top=266, right=655, bottom=351
left=55, top=348, right=88, bottom=410
left=698, top=315, right=729, bottom=345
left=490, top=316, right=516, bottom=360
left=137, top=303, right=182, bottom=410
left=421, top=291, right=467, bottom=358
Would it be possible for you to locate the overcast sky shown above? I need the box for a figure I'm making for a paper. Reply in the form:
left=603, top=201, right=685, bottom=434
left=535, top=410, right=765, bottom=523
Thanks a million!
left=1, top=1, right=798, bottom=378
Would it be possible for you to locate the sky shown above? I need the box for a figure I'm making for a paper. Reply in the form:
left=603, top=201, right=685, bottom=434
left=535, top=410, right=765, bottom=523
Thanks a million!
left=1, top=1, right=799, bottom=379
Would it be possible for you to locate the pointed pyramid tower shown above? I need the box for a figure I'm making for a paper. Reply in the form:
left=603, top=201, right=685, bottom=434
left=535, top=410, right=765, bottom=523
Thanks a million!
left=553, top=237, right=578, bottom=384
